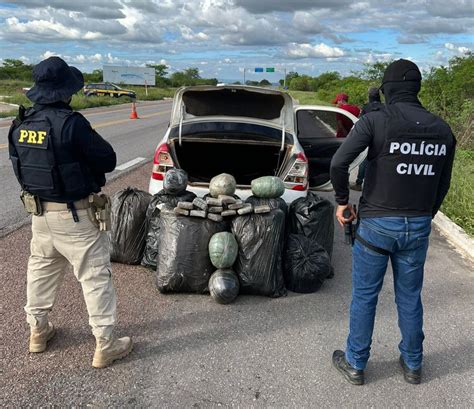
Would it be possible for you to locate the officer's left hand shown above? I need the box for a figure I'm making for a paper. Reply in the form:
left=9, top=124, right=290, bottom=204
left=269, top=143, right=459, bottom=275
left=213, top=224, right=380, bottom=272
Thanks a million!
left=336, top=204, right=356, bottom=227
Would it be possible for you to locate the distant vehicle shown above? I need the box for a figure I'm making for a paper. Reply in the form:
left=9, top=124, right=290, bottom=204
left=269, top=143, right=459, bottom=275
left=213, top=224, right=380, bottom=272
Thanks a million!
left=83, top=82, right=136, bottom=98
left=149, top=85, right=364, bottom=201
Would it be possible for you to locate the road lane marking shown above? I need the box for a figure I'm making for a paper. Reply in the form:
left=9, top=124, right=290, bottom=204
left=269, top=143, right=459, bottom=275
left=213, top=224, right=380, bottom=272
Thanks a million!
left=0, top=101, right=172, bottom=128
left=0, top=110, right=171, bottom=151
left=91, top=110, right=171, bottom=129
left=115, top=157, right=146, bottom=171
left=83, top=101, right=171, bottom=118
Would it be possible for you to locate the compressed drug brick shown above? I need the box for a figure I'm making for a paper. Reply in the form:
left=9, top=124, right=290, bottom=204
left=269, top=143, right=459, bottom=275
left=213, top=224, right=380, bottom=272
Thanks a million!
left=228, top=202, right=245, bottom=210
left=174, top=207, right=190, bottom=216
left=177, top=201, right=194, bottom=210
left=190, top=210, right=207, bottom=218
left=254, top=205, right=271, bottom=214
left=221, top=210, right=237, bottom=217
left=192, top=197, right=208, bottom=210
left=207, top=213, right=224, bottom=222
left=237, top=205, right=253, bottom=215
left=206, top=197, right=223, bottom=206
left=218, top=195, right=237, bottom=205
left=208, top=206, right=224, bottom=214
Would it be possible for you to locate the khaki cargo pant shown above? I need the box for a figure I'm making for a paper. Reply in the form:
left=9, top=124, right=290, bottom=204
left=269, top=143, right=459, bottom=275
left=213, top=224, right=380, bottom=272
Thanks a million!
left=25, top=208, right=116, bottom=338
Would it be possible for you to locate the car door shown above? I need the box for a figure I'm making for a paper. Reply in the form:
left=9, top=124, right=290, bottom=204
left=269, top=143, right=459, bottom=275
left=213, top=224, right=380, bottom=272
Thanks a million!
left=294, top=105, right=366, bottom=190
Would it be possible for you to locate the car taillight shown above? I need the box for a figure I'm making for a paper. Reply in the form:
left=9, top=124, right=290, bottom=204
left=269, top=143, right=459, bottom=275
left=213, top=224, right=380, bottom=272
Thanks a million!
left=151, top=144, right=174, bottom=180
left=284, top=152, right=308, bottom=191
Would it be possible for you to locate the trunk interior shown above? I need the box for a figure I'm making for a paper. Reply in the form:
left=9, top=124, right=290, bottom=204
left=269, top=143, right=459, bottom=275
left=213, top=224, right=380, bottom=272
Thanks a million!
left=172, top=140, right=288, bottom=185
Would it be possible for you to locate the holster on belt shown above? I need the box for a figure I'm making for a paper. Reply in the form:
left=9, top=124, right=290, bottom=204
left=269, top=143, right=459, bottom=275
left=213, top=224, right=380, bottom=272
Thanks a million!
left=87, top=193, right=111, bottom=231
left=20, top=191, right=43, bottom=216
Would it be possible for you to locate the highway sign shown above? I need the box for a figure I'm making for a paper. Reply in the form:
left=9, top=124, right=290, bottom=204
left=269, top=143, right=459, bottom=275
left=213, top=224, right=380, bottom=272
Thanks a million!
left=103, top=65, right=156, bottom=86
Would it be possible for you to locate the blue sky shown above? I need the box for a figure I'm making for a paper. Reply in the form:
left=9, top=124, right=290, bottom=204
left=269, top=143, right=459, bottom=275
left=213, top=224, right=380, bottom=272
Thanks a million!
left=0, top=0, right=472, bottom=81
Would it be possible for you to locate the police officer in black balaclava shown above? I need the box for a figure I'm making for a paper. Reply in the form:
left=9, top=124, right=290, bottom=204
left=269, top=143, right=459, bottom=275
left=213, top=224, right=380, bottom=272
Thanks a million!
left=329, top=59, right=456, bottom=385
left=350, top=87, right=384, bottom=190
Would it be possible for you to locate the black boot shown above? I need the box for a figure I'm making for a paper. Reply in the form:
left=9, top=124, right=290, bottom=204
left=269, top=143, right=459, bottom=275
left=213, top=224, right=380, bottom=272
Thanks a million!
left=399, top=356, right=421, bottom=384
left=332, top=350, right=365, bottom=385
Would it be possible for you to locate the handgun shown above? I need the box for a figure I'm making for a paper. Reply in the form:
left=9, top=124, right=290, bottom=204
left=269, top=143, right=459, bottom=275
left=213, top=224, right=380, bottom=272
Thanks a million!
left=343, top=205, right=357, bottom=245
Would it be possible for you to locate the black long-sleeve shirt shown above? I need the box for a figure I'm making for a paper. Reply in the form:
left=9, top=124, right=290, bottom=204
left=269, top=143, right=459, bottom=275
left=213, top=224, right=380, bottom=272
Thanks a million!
left=35, top=102, right=116, bottom=187
left=330, top=101, right=456, bottom=218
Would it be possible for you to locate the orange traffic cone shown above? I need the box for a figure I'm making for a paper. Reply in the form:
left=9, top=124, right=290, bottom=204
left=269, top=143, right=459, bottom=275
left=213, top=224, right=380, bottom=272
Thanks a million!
left=130, top=102, right=139, bottom=119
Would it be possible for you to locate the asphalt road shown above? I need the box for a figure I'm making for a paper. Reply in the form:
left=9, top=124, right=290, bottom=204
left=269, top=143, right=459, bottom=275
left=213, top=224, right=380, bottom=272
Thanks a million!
left=0, top=102, right=473, bottom=407
left=0, top=100, right=172, bottom=236
left=0, top=161, right=472, bottom=407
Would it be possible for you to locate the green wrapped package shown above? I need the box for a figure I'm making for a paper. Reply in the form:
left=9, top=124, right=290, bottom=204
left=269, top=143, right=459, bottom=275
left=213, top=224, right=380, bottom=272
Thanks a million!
left=208, top=231, right=238, bottom=269
left=251, top=176, right=285, bottom=198
left=209, top=173, right=236, bottom=198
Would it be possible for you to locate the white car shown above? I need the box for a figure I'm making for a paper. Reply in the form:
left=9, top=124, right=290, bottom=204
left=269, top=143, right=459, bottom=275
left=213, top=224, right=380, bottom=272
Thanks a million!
left=149, top=85, right=364, bottom=201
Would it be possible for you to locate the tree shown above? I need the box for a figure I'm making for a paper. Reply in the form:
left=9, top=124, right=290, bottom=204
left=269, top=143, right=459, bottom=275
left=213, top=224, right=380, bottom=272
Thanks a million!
left=146, top=63, right=171, bottom=87
left=83, top=69, right=103, bottom=83
left=259, top=79, right=271, bottom=86
left=289, top=75, right=311, bottom=91
left=285, top=71, right=299, bottom=86
left=184, top=67, right=200, bottom=80
left=358, top=61, right=393, bottom=82
left=0, top=59, right=33, bottom=81
left=146, top=63, right=168, bottom=78
left=2, top=59, right=27, bottom=68
left=310, top=71, right=341, bottom=91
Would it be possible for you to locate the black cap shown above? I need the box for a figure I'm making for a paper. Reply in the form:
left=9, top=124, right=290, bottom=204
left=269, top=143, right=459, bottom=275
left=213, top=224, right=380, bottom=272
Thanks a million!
left=26, top=56, right=84, bottom=104
left=381, top=59, right=421, bottom=87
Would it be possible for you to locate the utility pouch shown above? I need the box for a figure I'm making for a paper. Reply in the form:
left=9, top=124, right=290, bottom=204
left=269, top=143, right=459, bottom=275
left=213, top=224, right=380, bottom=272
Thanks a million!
left=88, top=193, right=111, bottom=231
left=20, top=191, right=43, bottom=215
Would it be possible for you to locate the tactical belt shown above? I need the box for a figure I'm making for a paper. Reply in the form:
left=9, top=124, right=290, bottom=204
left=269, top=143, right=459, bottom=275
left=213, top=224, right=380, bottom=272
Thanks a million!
left=355, top=232, right=391, bottom=256
left=41, top=199, right=90, bottom=212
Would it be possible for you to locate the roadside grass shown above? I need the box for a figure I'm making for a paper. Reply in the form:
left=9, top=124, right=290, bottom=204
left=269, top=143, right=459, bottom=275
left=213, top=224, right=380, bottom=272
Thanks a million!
left=440, top=149, right=474, bottom=236
left=287, top=90, right=329, bottom=106
left=0, top=79, right=177, bottom=118
left=126, top=85, right=176, bottom=100
left=0, top=79, right=31, bottom=95
left=1, top=83, right=472, bottom=235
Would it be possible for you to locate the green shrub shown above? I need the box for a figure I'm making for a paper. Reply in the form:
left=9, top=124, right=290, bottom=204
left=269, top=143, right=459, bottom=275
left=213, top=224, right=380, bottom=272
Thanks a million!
left=441, top=150, right=474, bottom=236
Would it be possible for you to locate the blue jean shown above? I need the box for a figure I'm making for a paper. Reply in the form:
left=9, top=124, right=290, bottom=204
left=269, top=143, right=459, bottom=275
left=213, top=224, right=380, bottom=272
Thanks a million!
left=346, top=216, right=432, bottom=370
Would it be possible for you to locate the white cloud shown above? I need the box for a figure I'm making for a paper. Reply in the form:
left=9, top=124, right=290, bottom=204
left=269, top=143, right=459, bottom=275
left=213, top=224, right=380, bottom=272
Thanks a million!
left=41, top=50, right=60, bottom=59
left=179, top=25, right=209, bottom=41
left=365, top=53, right=393, bottom=64
left=286, top=43, right=345, bottom=59
left=445, top=43, right=470, bottom=54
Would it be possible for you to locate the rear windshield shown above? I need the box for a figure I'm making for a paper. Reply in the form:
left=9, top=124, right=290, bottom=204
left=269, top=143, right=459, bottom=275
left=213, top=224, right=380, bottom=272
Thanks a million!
left=182, top=89, right=285, bottom=120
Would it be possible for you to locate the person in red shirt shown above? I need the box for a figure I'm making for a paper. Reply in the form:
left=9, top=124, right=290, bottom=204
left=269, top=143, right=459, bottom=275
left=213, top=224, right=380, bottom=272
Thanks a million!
left=333, top=93, right=360, bottom=138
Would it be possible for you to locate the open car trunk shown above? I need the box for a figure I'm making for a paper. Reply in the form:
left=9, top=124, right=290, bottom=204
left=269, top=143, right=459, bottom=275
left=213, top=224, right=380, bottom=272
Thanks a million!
left=172, top=138, right=290, bottom=186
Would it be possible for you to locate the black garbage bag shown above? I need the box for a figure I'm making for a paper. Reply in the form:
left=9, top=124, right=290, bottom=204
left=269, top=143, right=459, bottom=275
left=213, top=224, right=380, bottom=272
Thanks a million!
left=231, top=209, right=287, bottom=297
left=110, top=187, right=152, bottom=264
left=246, top=196, right=288, bottom=214
left=209, top=269, right=240, bottom=304
left=287, top=192, right=334, bottom=258
left=156, top=211, right=228, bottom=293
left=163, top=168, right=188, bottom=195
left=284, top=234, right=331, bottom=293
left=141, top=190, right=196, bottom=269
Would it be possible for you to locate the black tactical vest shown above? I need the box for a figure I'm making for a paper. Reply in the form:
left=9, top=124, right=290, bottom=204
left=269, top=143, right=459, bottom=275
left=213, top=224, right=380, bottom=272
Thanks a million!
left=363, top=105, right=454, bottom=214
left=9, top=107, right=96, bottom=202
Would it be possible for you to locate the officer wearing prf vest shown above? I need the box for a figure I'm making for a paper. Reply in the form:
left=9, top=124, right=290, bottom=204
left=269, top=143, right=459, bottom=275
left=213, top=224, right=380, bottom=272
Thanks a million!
left=329, top=60, right=456, bottom=385
left=8, top=57, right=132, bottom=368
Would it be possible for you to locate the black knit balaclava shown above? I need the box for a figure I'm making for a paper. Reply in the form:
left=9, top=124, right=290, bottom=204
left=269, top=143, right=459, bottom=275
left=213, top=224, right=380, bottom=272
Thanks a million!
left=381, top=59, right=422, bottom=105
